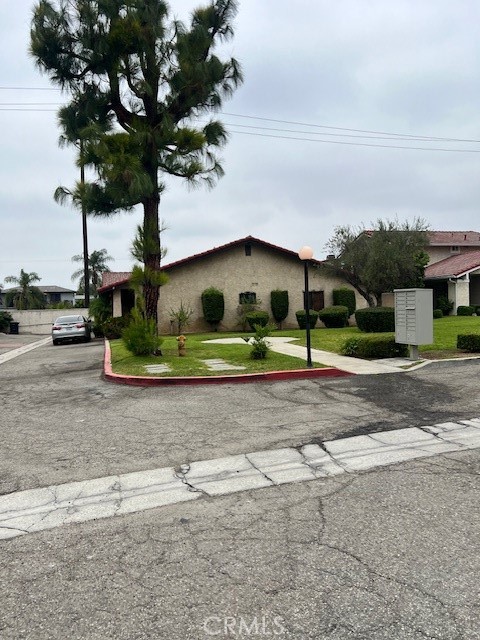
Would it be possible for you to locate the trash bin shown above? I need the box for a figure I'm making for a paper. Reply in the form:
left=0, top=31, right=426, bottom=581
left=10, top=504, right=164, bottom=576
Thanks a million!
left=9, top=322, right=19, bottom=335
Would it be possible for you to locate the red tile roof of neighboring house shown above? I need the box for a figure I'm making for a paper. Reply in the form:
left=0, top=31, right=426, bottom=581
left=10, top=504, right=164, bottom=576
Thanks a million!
left=100, top=271, right=132, bottom=289
left=364, top=229, right=480, bottom=246
left=428, top=231, right=480, bottom=245
left=98, top=236, right=323, bottom=293
left=425, top=250, right=480, bottom=279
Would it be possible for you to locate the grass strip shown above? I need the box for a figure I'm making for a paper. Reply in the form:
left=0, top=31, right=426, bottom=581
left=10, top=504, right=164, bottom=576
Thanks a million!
left=110, top=333, right=326, bottom=377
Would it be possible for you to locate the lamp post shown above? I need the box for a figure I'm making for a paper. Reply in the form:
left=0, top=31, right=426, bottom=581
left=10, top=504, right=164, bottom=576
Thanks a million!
left=298, top=245, right=314, bottom=368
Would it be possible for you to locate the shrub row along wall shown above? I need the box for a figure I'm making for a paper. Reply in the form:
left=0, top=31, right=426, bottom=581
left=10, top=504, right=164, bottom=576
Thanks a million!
left=6, top=309, right=90, bottom=335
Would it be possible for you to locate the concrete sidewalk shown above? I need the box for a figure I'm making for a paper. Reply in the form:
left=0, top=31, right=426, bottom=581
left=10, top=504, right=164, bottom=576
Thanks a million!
left=2, top=415, right=479, bottom=540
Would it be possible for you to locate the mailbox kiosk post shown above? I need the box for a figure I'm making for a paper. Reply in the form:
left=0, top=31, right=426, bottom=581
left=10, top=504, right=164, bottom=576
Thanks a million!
left=394, top=288, right=433, bottom=360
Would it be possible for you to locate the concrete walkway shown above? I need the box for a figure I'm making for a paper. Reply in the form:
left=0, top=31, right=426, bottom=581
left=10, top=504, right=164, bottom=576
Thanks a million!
left=1, top=416, right=479, bottom=540
left=205, top=336, right=417, bottom=375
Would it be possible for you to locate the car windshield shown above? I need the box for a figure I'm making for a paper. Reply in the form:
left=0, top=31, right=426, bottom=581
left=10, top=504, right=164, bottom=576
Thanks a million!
left=55, top=316, right=84, bottom=324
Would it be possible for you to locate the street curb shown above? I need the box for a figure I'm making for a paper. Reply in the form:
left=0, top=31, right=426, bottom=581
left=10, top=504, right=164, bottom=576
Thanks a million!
left=103, top=340, right=353, bottom=386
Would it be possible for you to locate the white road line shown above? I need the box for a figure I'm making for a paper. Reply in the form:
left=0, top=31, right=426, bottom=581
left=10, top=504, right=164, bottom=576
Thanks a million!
left=0, top=337, right=51, bottom=365
left=1, top=418, right=479, bottom=541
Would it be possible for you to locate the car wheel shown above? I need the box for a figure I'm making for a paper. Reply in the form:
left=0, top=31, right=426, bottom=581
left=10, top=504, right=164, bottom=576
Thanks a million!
left=53, top=339, right=59, bottom=346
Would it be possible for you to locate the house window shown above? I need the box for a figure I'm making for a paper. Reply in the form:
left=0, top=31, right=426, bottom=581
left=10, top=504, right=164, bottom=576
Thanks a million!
left=451, top=246, right=460, bottom=253
left=304, top=290, right=324, bottom=311
left=245, top=243, right=252, bottom=256
left=239, top=291, right=256, bottom=305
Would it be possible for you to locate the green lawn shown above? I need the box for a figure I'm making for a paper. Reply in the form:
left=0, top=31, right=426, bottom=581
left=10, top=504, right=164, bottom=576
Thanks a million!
left=109, top=316, right=480, bottom=377
left=281, top=316, right=480, bottom=354
left=109, top=333, right=325, bottom=377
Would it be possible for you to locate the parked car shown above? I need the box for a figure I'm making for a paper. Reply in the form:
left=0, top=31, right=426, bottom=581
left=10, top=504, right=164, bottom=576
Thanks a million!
left=52, top=315, right=92, bottom=345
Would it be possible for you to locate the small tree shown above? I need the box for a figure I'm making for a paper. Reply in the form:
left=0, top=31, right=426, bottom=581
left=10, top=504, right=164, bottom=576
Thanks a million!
left=319, top=218, right=430, bottom=306
left=270, top=290, right=289, bottom=327
left=201, top=287, right=224, bottom=330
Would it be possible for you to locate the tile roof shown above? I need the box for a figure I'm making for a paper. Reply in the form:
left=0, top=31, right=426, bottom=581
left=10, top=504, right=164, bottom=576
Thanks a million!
left=98, top=236, right=323, bottom=293
left=425, top=250, right=480, bottom=278
left=2, top=285, right=75, bottom=293
left=100, top=272, right=132, bottom=288
left=428, top=231, right=480, bottom=245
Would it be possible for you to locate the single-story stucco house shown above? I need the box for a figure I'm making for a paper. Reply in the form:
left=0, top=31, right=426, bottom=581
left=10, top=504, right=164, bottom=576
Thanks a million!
left=98, top=235, right=365, bottom=333
left=424, top=231, right=480, bottom=310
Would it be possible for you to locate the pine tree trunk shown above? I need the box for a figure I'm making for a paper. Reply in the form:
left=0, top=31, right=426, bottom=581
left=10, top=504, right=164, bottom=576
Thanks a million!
left=143, top=195, right=161, bottom=327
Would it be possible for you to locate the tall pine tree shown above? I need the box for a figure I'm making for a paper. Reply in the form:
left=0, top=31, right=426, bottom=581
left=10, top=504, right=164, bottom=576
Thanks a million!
left=31, top=0, right=243, bottom=323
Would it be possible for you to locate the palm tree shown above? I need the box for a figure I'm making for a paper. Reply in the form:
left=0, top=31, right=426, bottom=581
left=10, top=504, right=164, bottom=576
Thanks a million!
left=71, top=249, right=114, bottom=296
left=4, top=269, right=45, bottom=309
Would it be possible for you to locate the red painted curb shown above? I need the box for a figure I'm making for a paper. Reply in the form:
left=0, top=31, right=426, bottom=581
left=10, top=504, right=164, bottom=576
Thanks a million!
left=103, top=340, right=354, bottom=386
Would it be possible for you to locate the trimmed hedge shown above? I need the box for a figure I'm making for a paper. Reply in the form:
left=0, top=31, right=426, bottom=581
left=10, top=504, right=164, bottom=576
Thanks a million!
left=457, top=334, right=480, bottom=352
left=457, top=305, right=475, bottom=316
left=270, top=290, right=289, bottom=324
left=342, top=335, right=408, bottom=359
left=201, top=287, right=225, bottom=326
left=318, top=305, right=349, bottom=328
left=245, top=311, right=270, bottom=331
left=433, top=309, right=443, bottom=319
left=295, top=309, right=319, bottom=329
left=332, top=288, right=356, bottom=317
left=355, top=307, right=395, bottom=333
left=103, top=316, right=130, bottom=339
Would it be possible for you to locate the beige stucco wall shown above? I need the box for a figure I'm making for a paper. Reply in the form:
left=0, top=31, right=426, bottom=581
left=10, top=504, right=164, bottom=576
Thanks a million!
left=448, top=279, right=470, bottom=313
left=8, top=309, right=90, bottom=334
left=156, top=244, right=366, bottom=333
left=428, top=246, right=479, bottom=265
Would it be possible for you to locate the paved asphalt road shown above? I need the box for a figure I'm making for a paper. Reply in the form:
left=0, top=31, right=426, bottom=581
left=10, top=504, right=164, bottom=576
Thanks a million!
left=0, top=340, right=479, bottom=639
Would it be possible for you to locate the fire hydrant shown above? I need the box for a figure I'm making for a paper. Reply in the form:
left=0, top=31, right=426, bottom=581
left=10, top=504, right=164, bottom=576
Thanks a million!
left=177, top=334, right=187, bottom=357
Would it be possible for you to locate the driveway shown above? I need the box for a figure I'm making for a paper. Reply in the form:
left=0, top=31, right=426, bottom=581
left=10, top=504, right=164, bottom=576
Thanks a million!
left=1, top=342, right=479, bottom=639
left=1, top=339, right=480, bottom=495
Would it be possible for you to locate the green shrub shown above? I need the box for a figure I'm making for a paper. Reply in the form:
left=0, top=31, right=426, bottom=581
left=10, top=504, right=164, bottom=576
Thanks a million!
left=122, top=309, right=163, bottom=356
left=436, top=295, right=454, bottom=316
left=93, top=324, right=105, bottom=338
left=457, top=305, right=475, bottom=316
left=89, top=295, right=112, bottom=327
left=332, top=288, right=356, bottom=317
left=318, top=305, right=349, bottom=328
left=245, top=310, right=269, bottom=331
left=270, top=290, right=289, bottom=325
left=355, top=307, right=395, bottom=333
left=250, top=323, right=275, bottom=360
left=433, top=309, right=443, bottom=319
left=103, top=316, right=129, bottom=339
left=0, top=311, right=13, bottom=333
left=457, top=334, right=480, bottom=352
left=201, top=287, right=224, bottom=328
left=476, top=307, right=480, bottom=316
left=295, top=309, right=319, bottom=329
left=342, top=335, right=408, bottom=358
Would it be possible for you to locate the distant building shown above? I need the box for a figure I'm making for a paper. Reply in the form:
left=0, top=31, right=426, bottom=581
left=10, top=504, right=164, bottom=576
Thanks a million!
left=1, top=285, right=76, bottom=308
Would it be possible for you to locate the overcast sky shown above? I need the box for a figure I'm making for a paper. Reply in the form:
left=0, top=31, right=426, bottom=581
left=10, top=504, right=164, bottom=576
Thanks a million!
left=2, top=1, right=480, bottom=290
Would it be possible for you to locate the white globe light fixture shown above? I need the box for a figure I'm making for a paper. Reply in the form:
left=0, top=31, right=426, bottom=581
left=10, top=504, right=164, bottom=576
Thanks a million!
left=298, top=246, right=314, bottom=261
left=298, top=246, right=315, bottom=368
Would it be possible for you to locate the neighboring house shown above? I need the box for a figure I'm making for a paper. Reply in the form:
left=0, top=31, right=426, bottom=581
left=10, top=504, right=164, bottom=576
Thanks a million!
left=425, top=231, right=480, bottom=311
left=2, top=285, right=76, bottom=307
left=98, top=236, right=364, bottom=332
